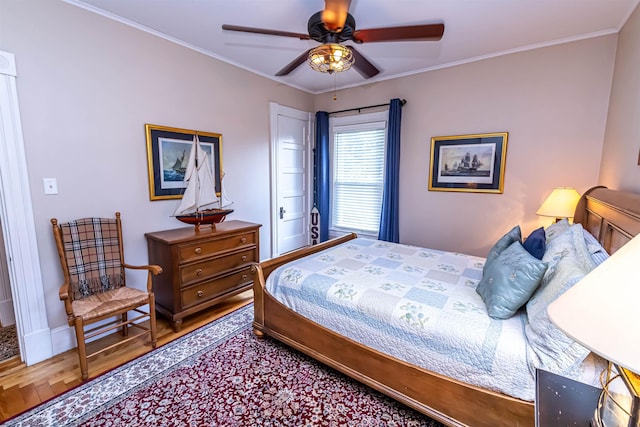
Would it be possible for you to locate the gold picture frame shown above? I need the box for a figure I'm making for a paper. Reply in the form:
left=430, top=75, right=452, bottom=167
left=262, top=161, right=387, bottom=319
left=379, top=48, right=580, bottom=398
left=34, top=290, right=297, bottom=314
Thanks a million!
left=428, top=132, right=508, bottom=193
left=145, top=124, right=222, bottom=201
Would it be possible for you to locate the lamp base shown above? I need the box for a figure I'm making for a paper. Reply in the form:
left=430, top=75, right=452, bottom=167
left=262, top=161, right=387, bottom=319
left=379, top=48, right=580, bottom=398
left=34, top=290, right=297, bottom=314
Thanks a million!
left=591, top=367, right=640, bottom=427
left=592, top=407, right=603, bottom=427
left=621, top=367, right=640, bottom=427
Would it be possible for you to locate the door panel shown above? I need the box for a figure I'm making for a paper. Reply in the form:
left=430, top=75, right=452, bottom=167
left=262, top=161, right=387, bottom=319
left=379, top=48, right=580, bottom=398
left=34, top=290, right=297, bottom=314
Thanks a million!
left=270, top=103, right=311, bottom=256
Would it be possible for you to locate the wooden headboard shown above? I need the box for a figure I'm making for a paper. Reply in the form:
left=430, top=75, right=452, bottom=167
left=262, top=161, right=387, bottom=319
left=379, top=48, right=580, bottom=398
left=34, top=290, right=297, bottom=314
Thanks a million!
left=573, top=186, right=640, bottom=254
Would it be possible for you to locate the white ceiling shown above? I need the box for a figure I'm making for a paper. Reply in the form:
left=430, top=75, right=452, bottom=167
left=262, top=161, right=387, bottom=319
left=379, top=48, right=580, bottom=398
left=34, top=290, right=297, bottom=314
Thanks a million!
left=67, top=0, right=639, bottom=94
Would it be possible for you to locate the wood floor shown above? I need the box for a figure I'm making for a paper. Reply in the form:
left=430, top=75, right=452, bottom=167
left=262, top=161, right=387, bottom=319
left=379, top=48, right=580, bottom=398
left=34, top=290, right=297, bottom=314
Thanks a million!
left=0, top=291, right=253, bottom=423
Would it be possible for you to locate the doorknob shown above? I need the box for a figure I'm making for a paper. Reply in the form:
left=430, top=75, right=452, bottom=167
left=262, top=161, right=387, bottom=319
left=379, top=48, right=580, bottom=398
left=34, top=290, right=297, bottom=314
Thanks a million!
left=279, top=207, right=286, bottom=219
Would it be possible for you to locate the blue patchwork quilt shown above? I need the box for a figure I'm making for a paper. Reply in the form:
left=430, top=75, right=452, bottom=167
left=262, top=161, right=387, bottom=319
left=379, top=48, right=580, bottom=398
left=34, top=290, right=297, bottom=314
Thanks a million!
left=265, top=238, right=537, bottom=400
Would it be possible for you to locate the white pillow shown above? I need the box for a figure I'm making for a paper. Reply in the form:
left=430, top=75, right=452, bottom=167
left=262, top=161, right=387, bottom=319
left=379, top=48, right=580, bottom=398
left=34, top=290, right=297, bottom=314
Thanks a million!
left=525, top=223, right=596, bottom=374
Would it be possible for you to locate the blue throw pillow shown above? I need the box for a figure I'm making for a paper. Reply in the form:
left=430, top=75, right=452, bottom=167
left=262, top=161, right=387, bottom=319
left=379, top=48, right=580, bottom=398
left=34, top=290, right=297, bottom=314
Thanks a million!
left=483, top=225, right=521, bottom=275
left=476, top=241, right=548, bottom=319
left=523, top=227, right=546, bottom=260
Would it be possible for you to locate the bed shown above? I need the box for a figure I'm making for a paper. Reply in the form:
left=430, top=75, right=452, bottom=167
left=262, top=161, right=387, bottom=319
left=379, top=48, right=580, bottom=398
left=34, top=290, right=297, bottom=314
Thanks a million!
left=251, top=186, right=640, bottom=427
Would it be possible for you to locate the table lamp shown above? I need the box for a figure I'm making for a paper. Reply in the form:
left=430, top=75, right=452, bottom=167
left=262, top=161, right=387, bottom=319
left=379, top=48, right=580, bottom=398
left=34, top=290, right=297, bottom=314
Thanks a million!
left=536, top=187, right=582, bottom=222
left=547, top=233, right=640, bottom=426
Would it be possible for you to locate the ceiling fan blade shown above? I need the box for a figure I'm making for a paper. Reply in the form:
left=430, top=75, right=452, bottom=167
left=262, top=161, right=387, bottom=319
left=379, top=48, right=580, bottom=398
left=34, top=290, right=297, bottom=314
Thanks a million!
left=352, top=23, right=444, bottom=43
left=349, top=46, right=379, bottom=79
left=222, top=24, right=311, bottom=40
left=275, top=49, right=312, bottom=76
left=322, top=0, right=351, bottom=32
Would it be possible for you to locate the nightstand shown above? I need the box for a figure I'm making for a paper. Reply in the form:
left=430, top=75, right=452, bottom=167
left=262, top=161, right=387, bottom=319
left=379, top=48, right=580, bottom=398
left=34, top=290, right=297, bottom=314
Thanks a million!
left=535, top=368, right=602, bottom=426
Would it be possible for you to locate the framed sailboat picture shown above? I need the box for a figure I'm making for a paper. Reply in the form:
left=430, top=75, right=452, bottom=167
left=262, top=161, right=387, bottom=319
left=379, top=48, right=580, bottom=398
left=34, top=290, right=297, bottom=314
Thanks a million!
left=428, top=132, right=508, bottom=193
left=145, top=124, right=222, bottom=200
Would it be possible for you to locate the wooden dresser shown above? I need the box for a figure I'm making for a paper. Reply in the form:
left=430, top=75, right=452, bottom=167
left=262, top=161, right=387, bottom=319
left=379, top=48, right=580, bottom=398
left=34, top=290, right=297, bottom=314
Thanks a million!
left=145, top=220, right=261, bottom=331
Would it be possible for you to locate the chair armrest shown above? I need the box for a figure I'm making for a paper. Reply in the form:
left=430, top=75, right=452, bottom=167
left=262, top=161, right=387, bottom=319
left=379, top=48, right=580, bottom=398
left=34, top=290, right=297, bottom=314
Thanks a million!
left=123, top=263, right=163, bottom=275
left=123, top=263, right=163, bottom=293
left=58, top=281, right=75, bottom=320
left=59, top=282, right=70, bottom=301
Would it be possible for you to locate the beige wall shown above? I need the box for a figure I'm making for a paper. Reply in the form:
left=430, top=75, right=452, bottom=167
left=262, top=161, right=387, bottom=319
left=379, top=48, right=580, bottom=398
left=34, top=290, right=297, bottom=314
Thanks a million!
left=600, top=3, right=640, bottom=192
left=0, top=0, right=314, bottom=331
left=316, top=36, right=617, bottom=256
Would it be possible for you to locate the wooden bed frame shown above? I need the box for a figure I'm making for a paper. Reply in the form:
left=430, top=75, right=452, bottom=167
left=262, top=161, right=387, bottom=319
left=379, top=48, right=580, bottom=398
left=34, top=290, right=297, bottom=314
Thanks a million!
left=251, top=186, right=640, bottom=427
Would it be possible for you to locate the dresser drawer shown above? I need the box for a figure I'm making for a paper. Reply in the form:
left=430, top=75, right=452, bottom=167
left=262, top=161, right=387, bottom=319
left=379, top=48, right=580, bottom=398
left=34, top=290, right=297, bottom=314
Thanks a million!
left=180, top=248, right=256, bottom=285
left=181, top=267, right=252, bottom=309
left=178, top=232, right=256, bottom=263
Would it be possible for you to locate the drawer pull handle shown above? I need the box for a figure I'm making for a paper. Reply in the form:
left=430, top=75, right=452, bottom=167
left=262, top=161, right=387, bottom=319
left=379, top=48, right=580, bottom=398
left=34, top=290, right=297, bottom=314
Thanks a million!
left=196, top=268, right=203, bottom=276
left=242, top=274, right=248, bottom=280
left=196, top=290, right=204, bottom=298
left=240, top=237, right=247, bottom=244
left=241, top=255, right=248, bottom=262
left=194, top=247, right=202, bottom=255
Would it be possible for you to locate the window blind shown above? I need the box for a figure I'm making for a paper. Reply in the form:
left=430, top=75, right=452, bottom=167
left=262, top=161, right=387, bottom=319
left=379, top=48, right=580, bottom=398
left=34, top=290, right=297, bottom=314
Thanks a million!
left=332, top=125, right=386, bottom=233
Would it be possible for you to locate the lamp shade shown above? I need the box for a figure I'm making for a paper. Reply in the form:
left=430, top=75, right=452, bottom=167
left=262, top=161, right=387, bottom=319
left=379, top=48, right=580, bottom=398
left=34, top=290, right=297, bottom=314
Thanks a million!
left=536, top=187, right=581, bottom=220
left=547, top=233, right=640, bottom=375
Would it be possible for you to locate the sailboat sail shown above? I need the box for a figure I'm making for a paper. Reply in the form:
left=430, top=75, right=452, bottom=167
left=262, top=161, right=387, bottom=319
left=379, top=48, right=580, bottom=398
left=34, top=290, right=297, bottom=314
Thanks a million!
left=174, top=135, right=218, bottom=216
left=173, top=133, right=234, bottom=228
left=219, top=172, right=233, bottom=208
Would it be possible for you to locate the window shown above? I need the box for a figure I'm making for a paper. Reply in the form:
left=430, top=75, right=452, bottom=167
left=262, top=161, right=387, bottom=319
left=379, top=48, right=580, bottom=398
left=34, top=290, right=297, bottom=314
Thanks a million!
left=330, top=112, right=387, bottom=236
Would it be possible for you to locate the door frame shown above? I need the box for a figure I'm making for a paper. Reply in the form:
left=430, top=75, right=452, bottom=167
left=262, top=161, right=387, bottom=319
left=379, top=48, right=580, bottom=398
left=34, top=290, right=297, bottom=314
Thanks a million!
left=268, top=102, right=313, bottom=257
left=0, top=51, right=53, bottom=365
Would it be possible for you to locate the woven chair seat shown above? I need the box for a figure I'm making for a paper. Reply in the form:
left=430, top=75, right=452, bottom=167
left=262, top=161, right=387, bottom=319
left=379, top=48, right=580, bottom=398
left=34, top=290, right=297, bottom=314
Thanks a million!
left=72, top=287, right=150, bottom=321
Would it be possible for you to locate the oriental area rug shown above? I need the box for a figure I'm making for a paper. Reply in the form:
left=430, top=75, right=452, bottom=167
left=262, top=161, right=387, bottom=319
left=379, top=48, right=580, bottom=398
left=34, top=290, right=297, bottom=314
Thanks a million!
left=0, top=325, right=19, bottom=362
left=3, top=304, right=443, bottom=426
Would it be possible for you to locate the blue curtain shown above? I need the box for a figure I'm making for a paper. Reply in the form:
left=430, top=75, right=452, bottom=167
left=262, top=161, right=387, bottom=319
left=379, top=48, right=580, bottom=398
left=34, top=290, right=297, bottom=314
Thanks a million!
left=315, top=111, right=330, bottom=242
left=378, top=98, right=403, bottom=242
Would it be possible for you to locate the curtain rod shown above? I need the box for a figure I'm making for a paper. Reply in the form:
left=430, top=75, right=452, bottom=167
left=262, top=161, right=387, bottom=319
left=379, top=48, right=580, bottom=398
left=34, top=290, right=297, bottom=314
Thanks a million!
left=328, top=99, right=407, bottom=115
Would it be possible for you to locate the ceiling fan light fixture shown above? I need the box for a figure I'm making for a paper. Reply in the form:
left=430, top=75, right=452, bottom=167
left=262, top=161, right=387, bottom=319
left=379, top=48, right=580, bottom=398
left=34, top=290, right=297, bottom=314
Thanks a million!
left=308, top=43, right=354, bottom=74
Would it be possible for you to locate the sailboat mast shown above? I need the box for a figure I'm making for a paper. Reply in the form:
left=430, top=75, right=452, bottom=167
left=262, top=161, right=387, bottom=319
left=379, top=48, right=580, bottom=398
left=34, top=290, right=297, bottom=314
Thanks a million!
left=194, top=134, right=200, bottom=215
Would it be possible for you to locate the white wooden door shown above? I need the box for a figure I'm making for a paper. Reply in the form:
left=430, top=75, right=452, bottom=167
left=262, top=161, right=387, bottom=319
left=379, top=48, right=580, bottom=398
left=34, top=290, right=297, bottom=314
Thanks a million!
left=270, top=103, right=312, bottom=257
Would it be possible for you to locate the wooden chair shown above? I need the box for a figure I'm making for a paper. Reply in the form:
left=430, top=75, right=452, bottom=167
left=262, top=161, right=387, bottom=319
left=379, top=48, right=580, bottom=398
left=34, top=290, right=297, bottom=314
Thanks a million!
left=51, top=212, right=162, bottom=380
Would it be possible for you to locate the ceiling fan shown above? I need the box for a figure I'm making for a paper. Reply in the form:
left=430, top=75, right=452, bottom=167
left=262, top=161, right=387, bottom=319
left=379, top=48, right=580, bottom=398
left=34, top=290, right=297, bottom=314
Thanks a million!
left=221, top=0, right=444, bottom=79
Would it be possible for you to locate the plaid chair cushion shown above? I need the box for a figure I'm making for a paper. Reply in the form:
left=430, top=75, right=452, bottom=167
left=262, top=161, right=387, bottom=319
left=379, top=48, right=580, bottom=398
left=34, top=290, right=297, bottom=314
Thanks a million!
left=60, top=218, right=125, bottom=300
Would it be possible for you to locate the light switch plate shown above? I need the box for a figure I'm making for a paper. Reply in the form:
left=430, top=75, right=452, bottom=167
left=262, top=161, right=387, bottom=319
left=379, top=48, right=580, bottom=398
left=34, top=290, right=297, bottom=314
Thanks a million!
left=43, top=178, right=58, bottom=195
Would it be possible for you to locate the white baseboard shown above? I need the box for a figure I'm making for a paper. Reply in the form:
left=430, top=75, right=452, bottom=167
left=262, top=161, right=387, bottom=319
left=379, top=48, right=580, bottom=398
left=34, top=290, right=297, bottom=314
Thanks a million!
left=22, top=328, right=53, bottom=366
left=50, top=325, right=76, bottom=356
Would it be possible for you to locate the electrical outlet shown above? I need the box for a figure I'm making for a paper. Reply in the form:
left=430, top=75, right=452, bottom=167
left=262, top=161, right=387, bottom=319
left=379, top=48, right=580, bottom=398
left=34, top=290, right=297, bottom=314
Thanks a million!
left=43, top=178, right=58, bottom=195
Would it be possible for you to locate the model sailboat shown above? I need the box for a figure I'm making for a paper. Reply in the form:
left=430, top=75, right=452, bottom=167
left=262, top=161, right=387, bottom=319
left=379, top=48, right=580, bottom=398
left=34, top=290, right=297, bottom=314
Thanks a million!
left=174, top=134, right=233, bottom=229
